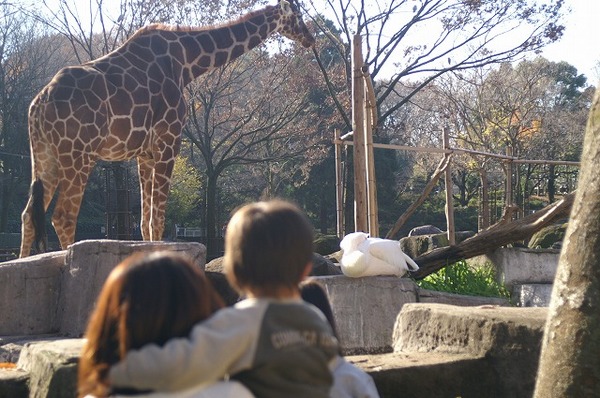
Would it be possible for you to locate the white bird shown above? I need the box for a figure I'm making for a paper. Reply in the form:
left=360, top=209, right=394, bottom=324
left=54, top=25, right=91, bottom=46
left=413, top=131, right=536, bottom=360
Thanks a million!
left=339, top=232, right=419, bottom=278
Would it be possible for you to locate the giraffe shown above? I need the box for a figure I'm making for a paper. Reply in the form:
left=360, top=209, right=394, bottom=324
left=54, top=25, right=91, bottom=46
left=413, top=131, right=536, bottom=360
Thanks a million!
left=19, top=0, right=315, bottom=257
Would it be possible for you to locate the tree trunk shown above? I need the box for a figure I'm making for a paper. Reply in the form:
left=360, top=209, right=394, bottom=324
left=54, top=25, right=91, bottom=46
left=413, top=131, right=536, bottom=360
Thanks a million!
left=547, top=164, right=556, bottom=203
left=411, top=191, right=574, bottom=279
left=514, top=162, right=523, bottom=216
left=386, top=155, right=451, bottom=239
left=453, top=170, right=469, bottom=206
left=205, top=174, right=218, bottom=259
left=533, top=88, right=600, bottom=397
left=479, top=167, right=490, bottom=230
left=319, top=194, right=328, bottom=234
left=0, top=174, right=15, bottom=232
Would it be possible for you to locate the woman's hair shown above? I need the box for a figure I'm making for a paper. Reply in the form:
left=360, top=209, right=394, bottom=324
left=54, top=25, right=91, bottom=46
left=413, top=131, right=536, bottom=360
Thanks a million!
left=77, top=251, right=224, bottom=397
left=223, top=200, right=314, bottom=295
left=299, top=279, right=338, bottom=339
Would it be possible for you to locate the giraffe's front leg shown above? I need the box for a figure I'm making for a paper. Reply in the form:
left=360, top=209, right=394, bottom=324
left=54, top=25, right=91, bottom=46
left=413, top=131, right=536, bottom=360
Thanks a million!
left=143, top=118, right=182, bottom=241
left=137, top=156, right=155, bottom=241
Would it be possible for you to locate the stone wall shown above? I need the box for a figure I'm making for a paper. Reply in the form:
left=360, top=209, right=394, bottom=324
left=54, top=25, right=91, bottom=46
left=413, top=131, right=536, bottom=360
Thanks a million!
left=1, top=243, right=557, bottom=354
left=0, top=240, right=206, bottom=337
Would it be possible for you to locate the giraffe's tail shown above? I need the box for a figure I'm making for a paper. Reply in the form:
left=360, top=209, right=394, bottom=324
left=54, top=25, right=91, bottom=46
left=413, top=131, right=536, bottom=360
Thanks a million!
left=30, top=179, right=47, bottom=253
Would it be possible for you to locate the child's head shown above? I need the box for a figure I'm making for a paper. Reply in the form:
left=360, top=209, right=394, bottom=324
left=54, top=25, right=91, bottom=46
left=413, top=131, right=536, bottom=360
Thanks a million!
left=224, top=199, right=314, bottom=297
left=78, top=251, right=224, bottom=397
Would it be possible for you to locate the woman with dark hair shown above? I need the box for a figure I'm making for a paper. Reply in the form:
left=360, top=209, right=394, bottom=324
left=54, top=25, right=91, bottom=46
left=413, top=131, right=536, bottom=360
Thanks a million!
left=78, top=251, right=253, bottom=398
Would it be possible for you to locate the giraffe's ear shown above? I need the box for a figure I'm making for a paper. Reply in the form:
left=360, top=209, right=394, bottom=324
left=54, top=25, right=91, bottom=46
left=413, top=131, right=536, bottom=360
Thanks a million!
left=279, top=0, right=293, bottom=15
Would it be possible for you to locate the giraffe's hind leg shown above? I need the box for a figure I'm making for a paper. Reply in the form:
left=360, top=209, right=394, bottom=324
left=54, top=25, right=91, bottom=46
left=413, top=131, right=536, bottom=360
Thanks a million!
left=137, top=156, right=154, bottom=240
left=20, top=159, right=60, bottom=257
left=20, top=183, right=42, bottom=257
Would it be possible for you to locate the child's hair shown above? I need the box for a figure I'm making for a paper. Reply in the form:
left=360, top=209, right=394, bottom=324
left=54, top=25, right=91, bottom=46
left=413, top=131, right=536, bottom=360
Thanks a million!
left=299, top=279, right=338, bottom=339
left=78, top=251, right=224, bottom=397
left=224, top=199, right=314, bottom=295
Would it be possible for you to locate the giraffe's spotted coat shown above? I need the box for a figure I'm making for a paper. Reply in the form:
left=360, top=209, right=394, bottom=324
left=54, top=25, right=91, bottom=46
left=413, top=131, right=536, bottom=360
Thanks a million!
left=20, top=0, right=314, bottom=257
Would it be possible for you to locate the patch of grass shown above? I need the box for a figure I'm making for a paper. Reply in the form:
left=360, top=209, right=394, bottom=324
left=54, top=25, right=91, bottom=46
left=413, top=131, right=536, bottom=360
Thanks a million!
left=416, top=260, right=510, bottom=299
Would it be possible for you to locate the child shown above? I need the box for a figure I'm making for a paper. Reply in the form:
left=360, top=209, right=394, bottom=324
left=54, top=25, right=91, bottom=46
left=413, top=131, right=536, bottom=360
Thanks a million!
left=109, top=200, right=339, bottom=398
left=300, top=279, right=380, bottom=398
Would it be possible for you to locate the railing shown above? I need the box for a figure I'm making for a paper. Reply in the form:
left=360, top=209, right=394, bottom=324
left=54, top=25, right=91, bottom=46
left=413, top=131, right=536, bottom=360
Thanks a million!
left=175, top=226, right=205, bottom=238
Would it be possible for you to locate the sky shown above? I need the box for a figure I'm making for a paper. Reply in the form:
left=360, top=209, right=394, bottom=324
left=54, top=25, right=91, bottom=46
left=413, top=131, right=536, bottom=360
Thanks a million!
left=32, top=0, right=598, bottom=85
left=536, top=1, right=599, bottom=85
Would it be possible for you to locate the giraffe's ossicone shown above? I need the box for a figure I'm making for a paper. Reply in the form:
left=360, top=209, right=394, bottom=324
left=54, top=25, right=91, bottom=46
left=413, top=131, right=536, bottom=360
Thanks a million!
left=19, top=0, right=314, bottom=257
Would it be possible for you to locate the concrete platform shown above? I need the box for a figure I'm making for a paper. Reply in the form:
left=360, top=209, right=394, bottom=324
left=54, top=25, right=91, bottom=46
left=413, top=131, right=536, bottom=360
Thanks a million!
left=2, top=239, right=511, bottom=356
left=0, top=252, right=66, bottom=335
left=349, top=352, right=491, bottom=398
left=317, top=276, right=418, bottom=354
left=486, top=247, right=559, bottom=288
left=513, top=283, right=554, bottom=307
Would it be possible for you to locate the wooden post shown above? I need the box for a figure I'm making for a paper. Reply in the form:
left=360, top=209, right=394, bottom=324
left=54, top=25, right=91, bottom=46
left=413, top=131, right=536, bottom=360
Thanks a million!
left=334, top=128, right=344, bottom=238
left=443, top=126, right=455, bottom=245
left=364, top=70, right=379, bottom=236
left=352, top=34, right=368, bottom=232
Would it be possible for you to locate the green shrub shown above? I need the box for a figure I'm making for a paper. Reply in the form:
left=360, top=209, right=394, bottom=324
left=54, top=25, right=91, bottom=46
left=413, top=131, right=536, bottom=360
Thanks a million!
left=416, top=260, right=510, bottom=299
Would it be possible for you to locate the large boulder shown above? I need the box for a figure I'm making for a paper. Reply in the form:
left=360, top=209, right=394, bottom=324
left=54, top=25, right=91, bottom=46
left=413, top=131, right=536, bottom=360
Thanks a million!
left=313, top=234, right=341, bottom=256
left=352, top=303, right=548, bottom=398
left=205, top=253, right=342, bottom=277
left=311, top=253, right=342, bottom=276
left=205, top=257, right=239, bottom=305
left=400, top=231, right=475, bottom=259
left=17, top=339, right=82, bottom=398
left=408, top=225, right=443, bottom=236
left=205, top=253, right=342, bottom=305
left=527, top=222, right=568, bottom=249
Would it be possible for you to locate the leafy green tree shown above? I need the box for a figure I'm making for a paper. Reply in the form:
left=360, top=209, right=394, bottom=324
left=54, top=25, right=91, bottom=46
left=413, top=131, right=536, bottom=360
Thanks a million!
left=435, top=58, right=591, bottom=228
left=183, top=49, right=320, bottom=256
left=165, top=152, right=203, bottom=235
left=523, top=59, right=593, bottom=202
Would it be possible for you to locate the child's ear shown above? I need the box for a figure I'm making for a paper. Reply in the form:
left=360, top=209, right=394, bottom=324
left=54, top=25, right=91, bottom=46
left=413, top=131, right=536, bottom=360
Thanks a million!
left=301, top=262, right=313, bottom=280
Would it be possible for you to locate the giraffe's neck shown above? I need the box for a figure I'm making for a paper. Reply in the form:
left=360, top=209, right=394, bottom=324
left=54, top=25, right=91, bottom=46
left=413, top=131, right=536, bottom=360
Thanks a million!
left=179, top=5, right=281, bottom=84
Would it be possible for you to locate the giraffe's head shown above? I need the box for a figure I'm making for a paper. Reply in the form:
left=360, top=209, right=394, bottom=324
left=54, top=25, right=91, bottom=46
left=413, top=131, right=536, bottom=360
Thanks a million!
left=275, top=0, right=315, bottom=48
